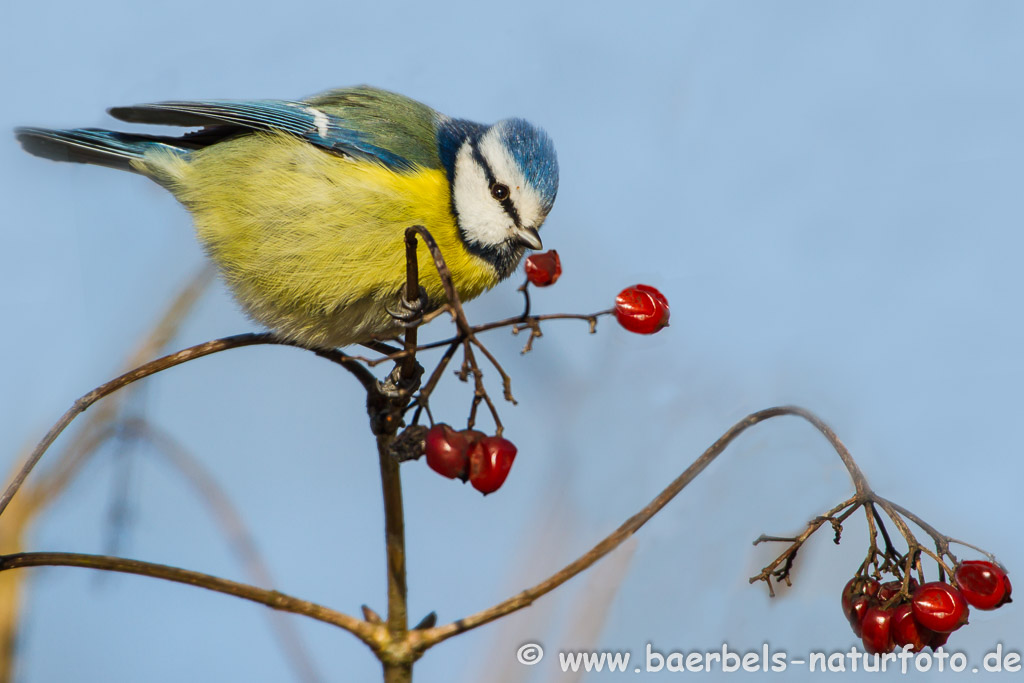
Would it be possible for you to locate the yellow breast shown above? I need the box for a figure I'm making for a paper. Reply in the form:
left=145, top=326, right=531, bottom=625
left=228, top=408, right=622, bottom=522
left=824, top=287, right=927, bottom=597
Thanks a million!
left=139, top=132, right=500, bottom=348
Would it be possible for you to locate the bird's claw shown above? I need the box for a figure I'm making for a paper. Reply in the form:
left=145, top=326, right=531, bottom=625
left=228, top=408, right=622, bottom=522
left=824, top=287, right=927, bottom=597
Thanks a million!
left=368, top=362, right=424, bottom=435
left=386, top=285, right=430, bottom=327
left=376, top=361, right=423, bottom=401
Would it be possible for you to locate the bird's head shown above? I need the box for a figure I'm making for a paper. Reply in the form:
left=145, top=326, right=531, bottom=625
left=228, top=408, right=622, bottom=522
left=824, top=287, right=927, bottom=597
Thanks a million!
left=440, top=117, right=558, bottom=279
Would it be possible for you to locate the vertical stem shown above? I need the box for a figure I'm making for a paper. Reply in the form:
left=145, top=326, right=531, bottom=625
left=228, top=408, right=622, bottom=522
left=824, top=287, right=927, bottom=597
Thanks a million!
left=376, top=431, right=411, bottom=683
left=402, top=231, right=420, bottom=380
left=389, top=228, right=418, bottom=634
left=372, top=226, right=424, bottom=682
left=382, top=661, right=413, bottom=683
left=377, top=432, right=408, bottom=636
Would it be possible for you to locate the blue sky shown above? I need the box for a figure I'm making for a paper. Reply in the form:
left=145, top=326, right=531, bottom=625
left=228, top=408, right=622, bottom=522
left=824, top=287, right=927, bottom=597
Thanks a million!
left=2, top=1, right=1023, bottom=681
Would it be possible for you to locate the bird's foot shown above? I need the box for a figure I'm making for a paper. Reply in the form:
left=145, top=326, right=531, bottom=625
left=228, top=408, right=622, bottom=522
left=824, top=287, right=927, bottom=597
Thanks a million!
left=386, top=285, right=430, bottom=327
left=368, top=361, right=424, bottom=435
left=377, top=361, right=424, bottom=401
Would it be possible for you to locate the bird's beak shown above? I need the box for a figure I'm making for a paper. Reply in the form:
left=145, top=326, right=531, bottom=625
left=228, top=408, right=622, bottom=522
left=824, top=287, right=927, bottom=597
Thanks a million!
left=516, top=227, right=543, bottom=251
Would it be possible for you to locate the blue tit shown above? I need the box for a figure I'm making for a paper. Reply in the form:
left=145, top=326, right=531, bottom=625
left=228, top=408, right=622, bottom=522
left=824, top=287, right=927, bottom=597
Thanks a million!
left=16, top=86, right=559, bottom=348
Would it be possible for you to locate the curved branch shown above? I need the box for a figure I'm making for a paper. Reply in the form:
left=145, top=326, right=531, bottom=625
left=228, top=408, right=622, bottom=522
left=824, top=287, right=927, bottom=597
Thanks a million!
left=874, top=496, right=952, bottom=557
left=0, top=552, right=377, bottom=645
left=415, top=405, right=870, bottom=650
left=784, top=407, right=871, bottom=497
left=404, top=226, right=469, bottom=332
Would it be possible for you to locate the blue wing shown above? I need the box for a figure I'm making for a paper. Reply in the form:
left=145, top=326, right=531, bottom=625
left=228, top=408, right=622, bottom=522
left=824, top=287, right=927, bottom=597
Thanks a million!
left=107, top=99, right=415, bottom=170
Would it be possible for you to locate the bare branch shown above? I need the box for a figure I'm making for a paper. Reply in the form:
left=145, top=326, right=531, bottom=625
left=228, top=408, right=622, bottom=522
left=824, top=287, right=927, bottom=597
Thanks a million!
left=0, top=552, right=376, bottom=645
left=353, top=310, right=613, bottom=368
left=749, top=496, right=860, bottom=595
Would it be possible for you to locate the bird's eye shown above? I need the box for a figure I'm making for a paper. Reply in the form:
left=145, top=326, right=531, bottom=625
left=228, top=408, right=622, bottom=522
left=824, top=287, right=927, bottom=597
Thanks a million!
left=490, top=183, right=510, bottom=201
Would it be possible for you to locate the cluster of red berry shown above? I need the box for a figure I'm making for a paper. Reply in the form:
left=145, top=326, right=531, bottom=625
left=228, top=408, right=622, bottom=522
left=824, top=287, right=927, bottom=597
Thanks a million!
left=843, top=561, right=1011, bottom=654
left=419, top=254, right=671, bottom=495
left=424, top=424, right=517, bottom=495
left=523, top=251, right=670, bottom=335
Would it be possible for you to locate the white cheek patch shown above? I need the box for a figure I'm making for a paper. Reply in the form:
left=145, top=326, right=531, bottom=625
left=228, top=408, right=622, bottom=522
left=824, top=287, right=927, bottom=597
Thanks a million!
left=477, top=131, right=547, bottom=229
left=453, top=142, right=514, bottom=246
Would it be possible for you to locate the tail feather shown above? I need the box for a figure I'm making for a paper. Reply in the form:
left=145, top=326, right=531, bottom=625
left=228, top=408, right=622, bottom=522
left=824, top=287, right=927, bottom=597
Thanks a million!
left=15, top=127, right=185, bottom=173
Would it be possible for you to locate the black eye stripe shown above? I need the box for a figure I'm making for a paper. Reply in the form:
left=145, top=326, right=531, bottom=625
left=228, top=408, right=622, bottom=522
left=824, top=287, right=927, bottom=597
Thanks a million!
left=470, top=143, right=496, bottom=185
left=471, top=142, right=522, bottom=229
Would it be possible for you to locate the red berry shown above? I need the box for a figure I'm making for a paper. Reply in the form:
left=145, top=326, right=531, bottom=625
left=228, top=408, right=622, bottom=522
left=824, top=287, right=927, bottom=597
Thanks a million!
left=861, top=607, right=895, bottom=654
left=468, top=435, right=517, bottom=494
left=614, top=284, right=670, bottom=334
left=955, top=561, right=1012, bottom=610
left=841, top=578, right=857, bottom=616
left=878, top=578, right=919, bottom=604
left=912, top=582, right=969, bottom=633
left=891, top=604, right=934, bottom=651
left=848, top=595, right=876, bottom=637
left=424, top=424, right=470, bottom=480
left=877, top=581, right=901, bottom=603
left=461, top=429, right=486, bottom=446
left=460, top=429, right=487, bottom=474
left=524, top=250, right=562, bottom=287
left=842, top=578, right=879, bottom=619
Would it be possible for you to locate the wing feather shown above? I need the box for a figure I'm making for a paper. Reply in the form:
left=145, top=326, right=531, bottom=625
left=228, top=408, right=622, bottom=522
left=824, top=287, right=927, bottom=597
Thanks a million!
left=108, top=99, right=415, bottom=169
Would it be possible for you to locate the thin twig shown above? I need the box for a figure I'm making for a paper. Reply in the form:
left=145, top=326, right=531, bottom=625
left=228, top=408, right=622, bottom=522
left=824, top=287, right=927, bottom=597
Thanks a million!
left=945, top=537, right=999, bottom=563
left=875, top=496, right=954, bottom=560
left=402, top=226, right=514, bottom=407
left=870, top=503, right=899, bottom=561
left=864, top=504, right=880, bottom=575
left=354, top=311, right=612, bottom=368
left=476, top=310, right=612, bottom=337
left=470, top=339, right=516, bottom=405
left=874, top=497, right=958, bottom=579
left=750, top=496, right=860, bottom=595
left=518, top=281, right=532, bottom=319
left=410, top=340, right=461, bottom=424
left=461, top=342, right=503, bottom=434
left=0, top=552, right=376, bottom=645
